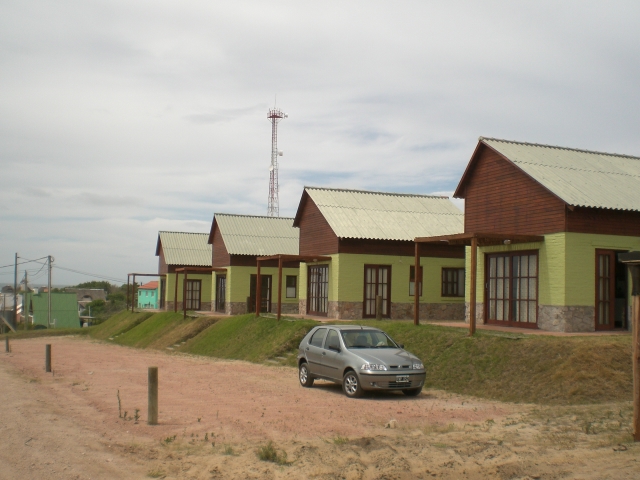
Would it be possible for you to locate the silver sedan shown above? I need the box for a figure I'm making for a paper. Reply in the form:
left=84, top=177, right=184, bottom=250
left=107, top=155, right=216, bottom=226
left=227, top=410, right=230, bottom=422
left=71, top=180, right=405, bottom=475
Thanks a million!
left=297, top=325, right=426, bottom=398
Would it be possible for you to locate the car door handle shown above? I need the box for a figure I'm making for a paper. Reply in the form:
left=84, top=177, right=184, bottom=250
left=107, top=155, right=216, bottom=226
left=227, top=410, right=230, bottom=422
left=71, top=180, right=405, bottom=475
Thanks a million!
left=322, top=352, right=326, bottom=356
left=306, top=347, right=309, bottom=351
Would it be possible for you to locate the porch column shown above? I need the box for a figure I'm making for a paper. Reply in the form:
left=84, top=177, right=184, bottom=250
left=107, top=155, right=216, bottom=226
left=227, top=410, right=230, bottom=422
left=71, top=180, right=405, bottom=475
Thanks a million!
left=132, top=274, right=136, bottom=312
left=469, top=236, right=478, bottom=336
left=255, top=260, right=262, bottom=317
left=183, top=270, right=188, bottom=319
left=126, top=274, right=130, bottom=311
left=174, top=271, right=179, bottom=312
left=414, top=242, right=420, bottom=326
left=277, top=256, right=283, bottom=320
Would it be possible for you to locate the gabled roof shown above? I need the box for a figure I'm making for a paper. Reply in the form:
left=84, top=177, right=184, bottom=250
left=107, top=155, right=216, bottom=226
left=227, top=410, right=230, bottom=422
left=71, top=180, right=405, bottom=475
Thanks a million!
left=155, top=231, right=212, bottom=266
left=293, top=186, right=464, bottom=241
left=455, top=137, right=640, bottom=212
left=139, top=281, right=158, bottom=290
left=210, top=213, right=299, bottom=256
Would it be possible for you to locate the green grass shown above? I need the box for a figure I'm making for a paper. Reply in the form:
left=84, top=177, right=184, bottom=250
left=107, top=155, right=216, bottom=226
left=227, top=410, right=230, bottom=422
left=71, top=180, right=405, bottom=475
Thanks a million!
left=77, top=311, right=633, bottom=405
left=183, top=314, right=316, bottom=366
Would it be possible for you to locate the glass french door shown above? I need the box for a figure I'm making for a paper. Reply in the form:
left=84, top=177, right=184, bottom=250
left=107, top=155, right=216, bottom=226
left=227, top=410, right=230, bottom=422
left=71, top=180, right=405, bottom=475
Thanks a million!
left=215, top=275, right=226, bottom=313
left=595, top=250, right=615, bottom=330
left=486, top=252, right=538, bottom=327
left=363, top=265, right=391, bottom=318
left=249, top=275, right=272, bottom=313
left=308, top=265, right=328, bottom=316
left=185, top=279, right=201, bottom=311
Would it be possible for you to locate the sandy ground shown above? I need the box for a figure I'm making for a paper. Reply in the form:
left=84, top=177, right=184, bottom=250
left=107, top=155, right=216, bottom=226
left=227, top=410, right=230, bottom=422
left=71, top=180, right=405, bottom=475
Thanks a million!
left=0, top=336, right=638, bottom=479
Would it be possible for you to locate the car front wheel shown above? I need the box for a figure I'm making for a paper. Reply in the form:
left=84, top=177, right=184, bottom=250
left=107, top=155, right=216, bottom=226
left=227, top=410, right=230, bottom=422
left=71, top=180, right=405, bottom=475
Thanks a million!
left=342, top=370, right=364, bottom=398
left=299, top=362, right=314, bottom=387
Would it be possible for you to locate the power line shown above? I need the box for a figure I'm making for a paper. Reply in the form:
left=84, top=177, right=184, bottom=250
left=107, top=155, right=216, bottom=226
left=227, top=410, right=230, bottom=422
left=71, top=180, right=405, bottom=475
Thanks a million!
left=0, top=257, right=48, bottom=269
left=52, top=265, right=125, bottom=284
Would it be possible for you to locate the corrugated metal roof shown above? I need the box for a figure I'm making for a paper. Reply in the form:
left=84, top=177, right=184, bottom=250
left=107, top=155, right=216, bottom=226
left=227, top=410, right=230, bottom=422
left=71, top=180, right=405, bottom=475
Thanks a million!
left=158, top=231, right=212, bottom=266
left=482, top=137, right=640, bottom=212
left=215, top=213, right=299, bottom=256
left=305, top=187, right=464, bottom=241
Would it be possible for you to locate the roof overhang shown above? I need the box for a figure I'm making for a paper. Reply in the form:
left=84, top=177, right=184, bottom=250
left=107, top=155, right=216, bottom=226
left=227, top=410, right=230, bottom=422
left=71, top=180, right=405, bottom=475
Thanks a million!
left=415, top=232, right=545, bottom=246
left=174, top=267, right=227, bottom=273
left=256, top=254, right=332, bottom=263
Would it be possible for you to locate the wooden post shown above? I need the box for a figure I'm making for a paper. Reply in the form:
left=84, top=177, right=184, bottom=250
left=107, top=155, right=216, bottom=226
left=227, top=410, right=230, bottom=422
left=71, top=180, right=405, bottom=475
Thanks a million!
left=375, top=295, right=382, bottom=320
left=633, top=294, right=640, bottom=441
left=5, top=337, right=9, bottom=353
left=148, top=366, right=158, bottom=425
left=126, top=274, right=130, bottom=311
left=414, top=241, right=420, bottom=326
left=255, top=261, right=262, bottom=317
left=183, top=270, right=188, bottom=319
left=45, top=344, right=51, bottom=373
left=469, top=236, right=478, bottom=336
left=174, top=271, right=179, bottom=312
left=277, top=256, right=283, bottom=320
left=132, top=274, right=137, bottom=312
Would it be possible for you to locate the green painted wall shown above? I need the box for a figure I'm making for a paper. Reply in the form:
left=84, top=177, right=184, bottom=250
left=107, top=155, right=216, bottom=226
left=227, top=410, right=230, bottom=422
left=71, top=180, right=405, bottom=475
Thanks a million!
left=465, top=232, right=640, bottom=307
left=212, top=266, right=300, bottom=306
left=137, top=288, right=158, bottom=309
left=164, top=273, right=212, bottom=302
left=300, top=254, right=465, bottom=304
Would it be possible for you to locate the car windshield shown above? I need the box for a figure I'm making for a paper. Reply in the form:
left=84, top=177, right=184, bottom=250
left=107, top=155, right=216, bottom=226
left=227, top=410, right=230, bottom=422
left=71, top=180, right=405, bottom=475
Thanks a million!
left=341, top=330, right=398, bottom=349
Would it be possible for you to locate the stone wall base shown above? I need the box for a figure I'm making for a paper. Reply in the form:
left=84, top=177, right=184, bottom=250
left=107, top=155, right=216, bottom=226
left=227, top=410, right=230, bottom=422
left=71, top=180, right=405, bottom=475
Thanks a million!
left=162, top=301, right=211, bottom=312
left=464, top=303, right=484, bottom=324
left=311, top=301, right=466, bottom=320
left=227, top=302, right=248, bottom=316
left=538, top=305, right=595, bottom=332
left=298, top=299, right=307, bottom=316
left=328, top=301, right=363, bottom=319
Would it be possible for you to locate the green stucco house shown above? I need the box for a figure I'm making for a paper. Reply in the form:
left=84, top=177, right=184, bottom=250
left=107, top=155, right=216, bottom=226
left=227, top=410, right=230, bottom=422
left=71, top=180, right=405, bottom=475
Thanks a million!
left=209, top=213, right=300, bottom=315
left=156, top=231, right=212, bottom=311
left=26, top=292, right=80, bottom=329
left=292, top=187, right=466, bottom=320
left=137, top=281, right=159, bottom=309
left=450, top=137, right=640, bottom=332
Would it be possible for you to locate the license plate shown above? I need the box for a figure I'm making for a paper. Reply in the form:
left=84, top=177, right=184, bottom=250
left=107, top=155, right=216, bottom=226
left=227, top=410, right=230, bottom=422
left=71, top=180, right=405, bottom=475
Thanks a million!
left=396, top=375, right=409, bottom=383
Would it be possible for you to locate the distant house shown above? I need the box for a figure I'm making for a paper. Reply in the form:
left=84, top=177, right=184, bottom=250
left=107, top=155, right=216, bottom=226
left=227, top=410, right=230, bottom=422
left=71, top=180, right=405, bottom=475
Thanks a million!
left=137, top=281, right=159, bottom=309
left=451, top=137, right=640, bottom=332
left=156, top=231, right=212, bottom=311
left=292, top=187, right=465, bottom=319
left=65, top=288, right=108, bottom=315
left=25, top=292, right=80, bottom=329
left=209, top=213, right=300, bottom=315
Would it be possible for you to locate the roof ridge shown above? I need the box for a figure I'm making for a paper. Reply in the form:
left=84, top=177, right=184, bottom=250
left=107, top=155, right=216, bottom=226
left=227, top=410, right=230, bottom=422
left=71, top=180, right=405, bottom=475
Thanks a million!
left=159, top=231, right=209, bottom=235
left=480, top=136, right=640, bottom=160
left=304, top=186, right=450, bottom=199
left=214, top=213, right=295, bottom=220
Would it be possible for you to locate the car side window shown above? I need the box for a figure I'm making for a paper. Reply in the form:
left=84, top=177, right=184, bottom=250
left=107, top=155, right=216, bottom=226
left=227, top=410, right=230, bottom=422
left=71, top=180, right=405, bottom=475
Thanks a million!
left=309, top=328, right=327, bottom=347
left=325, top=329, right=340, bottom=350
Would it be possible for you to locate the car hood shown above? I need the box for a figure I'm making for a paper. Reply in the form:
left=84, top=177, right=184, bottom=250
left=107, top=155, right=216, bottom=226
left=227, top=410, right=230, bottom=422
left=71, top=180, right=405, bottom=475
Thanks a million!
left=350, top=348, right=420, bottom=366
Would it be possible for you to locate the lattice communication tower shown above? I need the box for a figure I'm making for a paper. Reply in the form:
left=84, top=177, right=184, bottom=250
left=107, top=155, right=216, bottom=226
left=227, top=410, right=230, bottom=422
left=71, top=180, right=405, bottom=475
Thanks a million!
left=267, top=108, right=287, bottom=216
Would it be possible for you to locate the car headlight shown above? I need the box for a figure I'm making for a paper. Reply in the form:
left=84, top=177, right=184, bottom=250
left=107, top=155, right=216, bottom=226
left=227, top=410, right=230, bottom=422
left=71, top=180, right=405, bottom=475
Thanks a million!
left=412, top=363, right=424, bottom=370
left=361, top=364, right=387, bottom=371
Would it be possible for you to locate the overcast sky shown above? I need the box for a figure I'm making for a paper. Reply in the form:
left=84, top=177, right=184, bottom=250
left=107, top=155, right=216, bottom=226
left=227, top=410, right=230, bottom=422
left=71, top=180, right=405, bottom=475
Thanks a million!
left=2, top=1, right=640, bottom=286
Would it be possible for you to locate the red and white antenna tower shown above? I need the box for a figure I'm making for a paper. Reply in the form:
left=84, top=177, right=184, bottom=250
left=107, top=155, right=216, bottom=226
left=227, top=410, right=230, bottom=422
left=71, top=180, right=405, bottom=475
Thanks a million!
left=267, top=108, right=287, bottom=216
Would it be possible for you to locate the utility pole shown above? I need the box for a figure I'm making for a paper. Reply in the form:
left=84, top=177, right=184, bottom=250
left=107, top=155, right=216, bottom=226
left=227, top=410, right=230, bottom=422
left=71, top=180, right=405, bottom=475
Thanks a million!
left=23, top=270, right=28, bottom=330
left=48, top=255, right=52, bottom=328
left=13, top=253, right=18, bottom=330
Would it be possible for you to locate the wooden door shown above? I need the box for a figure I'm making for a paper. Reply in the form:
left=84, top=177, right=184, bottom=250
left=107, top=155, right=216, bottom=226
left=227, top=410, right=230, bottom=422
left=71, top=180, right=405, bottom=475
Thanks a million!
left=185, top=279, right=201, bottom=311
left=363, top=265, right=391, bottom=318
left=307, top=265, right=328, bottom=316
left=249, top=275, right=272, bottom=313
left=215, top=275, right=226, bottom=313
left=595, top=250, right=615, bottom=330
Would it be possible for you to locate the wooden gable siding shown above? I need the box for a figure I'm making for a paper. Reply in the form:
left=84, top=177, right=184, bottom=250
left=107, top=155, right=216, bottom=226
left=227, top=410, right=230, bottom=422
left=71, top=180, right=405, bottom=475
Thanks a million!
left=158, top=244, right=168, bottom=274
left=567, top=207, right=640, bottom=237
left=462, top=144, right=566, bottom=235
left=297, top=194, right=340, bottom=256
left=339, top=238, right=464, bottom=258
left=212, top=224, right=231, bottom=268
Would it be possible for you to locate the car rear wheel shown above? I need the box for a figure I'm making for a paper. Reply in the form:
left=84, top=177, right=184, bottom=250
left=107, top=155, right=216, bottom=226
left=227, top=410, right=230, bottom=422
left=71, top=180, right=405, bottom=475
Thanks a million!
left=299, top=362, right=314, bottom=387
left=342, top=370, right=364, bottom=398
left=402, top=387, right=422, bottom=396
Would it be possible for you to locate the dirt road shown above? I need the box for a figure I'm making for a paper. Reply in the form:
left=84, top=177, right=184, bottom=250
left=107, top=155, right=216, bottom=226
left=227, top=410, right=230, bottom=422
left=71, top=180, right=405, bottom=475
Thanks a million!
left=1, top=336, right=638, bottom=479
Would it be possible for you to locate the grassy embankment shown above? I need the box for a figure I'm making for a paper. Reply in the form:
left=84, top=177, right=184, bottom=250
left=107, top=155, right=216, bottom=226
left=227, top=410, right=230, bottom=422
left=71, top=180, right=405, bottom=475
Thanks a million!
left=5, top=310, right=632, bottom=405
